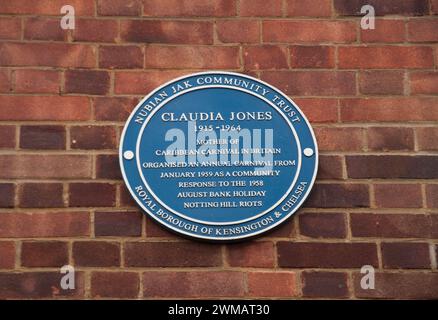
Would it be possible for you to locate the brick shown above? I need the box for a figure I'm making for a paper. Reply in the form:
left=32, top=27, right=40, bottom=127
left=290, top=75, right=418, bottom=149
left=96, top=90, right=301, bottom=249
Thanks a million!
left=299, top=212, right=346, bottom=238
left=114, top=71, right=186, bottom=94
left=290, top=46, right=335, bottom=68
left=0, top=70, right=11, bottom=92
left=91, top=272, right=139, bottom=298
left=143, top=271, right=244, bottom=298
left=410, top=72, right=438, bottom=94
left=97, top=0, right=141, bottom=16
left=96, top=155, right=122, bottom=179
left=262, top=218, right=295, bottom=238
left=354, top=272, right=438, bottom=299
left=217, top=20, right=260, bottom=43
left=302, top=272, right=349, bottom=298
left=305, top=183, right=370, bottom=208
left=125, top=242, right=222, bottom=267
left=0, top=0, right=94, bottom=15
left=95, top=211, right=142, bottom=237
left=94, top=97, right=137, bottom=121
left=20, top=125, right=65, bottom=150
left=0, top=212, right=89, bottom=238
left=408, top=20, right=438, bottom=42
left=145, top=217, right=180, bottom=239
left=19, top=183, right=64, bottom=208
left=21, top=242, right=68, bottom=267
left=261, top=71, right=356, bottom=96
left=286, top=0, right=332, bottom=17
left=263, top=20, right=356, bottom=43
left=243, top=46, right=288, bottom=70
left=24, top=17, right=66, bottom=41
left=361, top=19, right=405, bottom=43
left=121, top=20, right=213, bottom=44
left=374, top=184, right=422, bottom=208
left=240, top=0, right=282, bottom=17
left=359, top=71, right=404, bottom=95
left=143, top=0, right=236, bottom=17
left=382, top=242, right=430, bottom=269
left=351, top=213, right=433, bottom=239
left=0, top=155, right=92, bottom=179
left=0, top=17, right=21, bottom=40
left=69, top=183, right=116, bottom=207
left=0, top=272, right=84, bottom=299
left=433, top=0, right=438, bottom=14
left=314, top=127, right=365, bottom=151
left=144, top=46, right=239, bottom=69
left=0, top=242, right=15, bottom=269
left=99, top=46, right=143, bottom=69
left=294, top=98, right=338, bottom=123
left=417, top=127, right=438, bottom=151
left=0, top=96, right=91, bottom=121
left=120, top=185, right=138, bottom=207
left=334, top=0, right=429, bottom=16
left=15, top=70, right=60, bottom=94
left=73, top=241, right=120, bottom=267
left=0, top=125, right=15, bottom=148
left=340, top=98, right=438, bottom=122
left=226, top=242, right=275, bottom=267
left=278, top=242, right=378, bottom=268
left=317, top=156, right=344, bottom=180
left=248, top=272, right=297, bottom=297
left=0, top=183, right=14, bottom=208
left=70, top=126, right=116, bottom=150
left=339, top=46, right=434, bottom=69
left=426, top=185, right=438, bottom=208
left=346, top=156, right=438, bottom=179
left=0, top=43, right=95, bottom=68
left=367, top=127, right=414, bottom=151
left=65, top=70, right=110, bottom=95
left=73, top=19, right=118, bottom=42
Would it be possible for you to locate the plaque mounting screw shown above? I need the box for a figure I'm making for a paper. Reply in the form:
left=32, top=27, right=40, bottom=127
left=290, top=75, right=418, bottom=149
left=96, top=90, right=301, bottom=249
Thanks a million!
left=123, top=150, right=134, bottom=160
left=303, top=148, right=314, bottom=157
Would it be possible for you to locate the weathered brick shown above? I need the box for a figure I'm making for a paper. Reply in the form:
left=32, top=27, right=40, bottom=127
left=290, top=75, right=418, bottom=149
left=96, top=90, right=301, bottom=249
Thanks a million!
left=91, top=272, right=139, bottom=298
left=24, top=17, right=66, bottom=41
left=278, top=242, right=378, bottom=268
left=432, top=0, right=438, bottom=14
left=95, top=211, right=142, bottom=237
left=0, top=183, right=14, bottom=208
left=143, top=271, right=244, bottom=297
left=410, top=72, right=438, bottom=94
left=346, top=156, right=438, bottom=179
left=125, top=242, right=222, bottom=267
left=261, top=71, right=356, bottom=96
left=0, top=212, right=90, bottom=238
left=0, top=43, right=95, bottom=68
left=248, top=272, right=297, bottom=297
left=339, top=46, right=434, bottom=69
left=299, top=212, right=346, bottom=238
left=15, top=70, right=60, bottom=94
left=374, top=184, right=422, bottom=208
left=121, top=20, right=213, bottom=44
left=70, top=126, right=116, bottom=150
left=65, top=70, right=110, bottom=95
left=21, top=241, right=68, bottom=267
left=0, top=155, right=92, bottom=179
left=19, top=183, right=64, bottom=208
left=286, top=0, right=332, bottom=17
left=96, top=155, right=122, bottom=179
left=334, top=0, right=429, bottom=16
left=20, top=125, right=65, bottom=150
left=361, top=19, right=405, bottom=43
left=302, top=272, right=349, bottom=298
left=417, top=127, right=438, bottom=151
left=143, top=0, right=236, bottom=17
left=0, top=242, right=15, bottom=269
left=99, top=46, right=143, bottom=69
left=69, top=183, right=116, bottom=207
left=317, top=156, right=344, bottom=180
left=290, top=46, right=335, bottom=68
left=408, top=20, right=438, bottom=42
left=115, top=71, right=186, bottom=94
left=144, top=46, right=239, bottom=69
left=359, top=71, right=405, bottom=95
left=94, top=97, right=137, bottom=121
left=0, top=96, right=91, bottom=121
left=120, top=185, right=137, bottom=207
left=73, top=19, right=118, bottom=42
left=305, top=183, right=370, bottom=208
left=262, top=218, right=295, bottom=238
left=314, top=127, right=365, bottom=151
left=263, top=20, right=356, bottom=43
left=426, top=185, right=438, bottom=208
left=0, top=125, right=15, bottom=149
left=0, top=70, right=11, bottom=92
left=382, top=242, right=430, bottom=269
left=226, top=242, right=275, bottom=267
left=0, top=0, right=94, bottom=15
left=217, top=20, right=260, bottom=43
left=367, top=127, right=414, bottom=151
left=0, top=17, right=21, bottom=40
left=240, top=0, right=282, bottom=17
left=294, top=98, right=338, bottom=123
left=73, top=241, right=120, bottom=267
left=97, top=0, right=141, bottom=16
left=243, top=46, right=288, bottom=70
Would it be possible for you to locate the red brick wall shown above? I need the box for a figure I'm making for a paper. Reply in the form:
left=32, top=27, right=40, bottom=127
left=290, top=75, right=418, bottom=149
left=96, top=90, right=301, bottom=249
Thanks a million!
left=0, top=0, right=437, bottom=299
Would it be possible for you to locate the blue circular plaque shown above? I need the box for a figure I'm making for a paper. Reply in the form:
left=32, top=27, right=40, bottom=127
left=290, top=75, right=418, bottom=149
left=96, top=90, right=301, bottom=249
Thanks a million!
left=120, top=72, right=318, bottom=241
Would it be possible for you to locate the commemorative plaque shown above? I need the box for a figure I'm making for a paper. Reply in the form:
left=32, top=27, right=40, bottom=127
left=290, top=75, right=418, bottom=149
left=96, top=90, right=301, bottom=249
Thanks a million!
left=120, top=72, right=318, bottom=241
